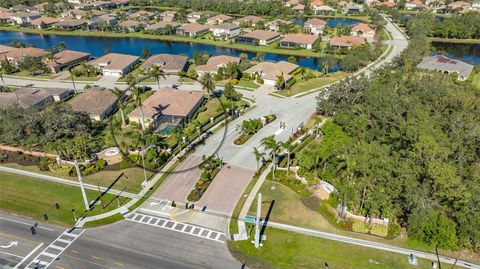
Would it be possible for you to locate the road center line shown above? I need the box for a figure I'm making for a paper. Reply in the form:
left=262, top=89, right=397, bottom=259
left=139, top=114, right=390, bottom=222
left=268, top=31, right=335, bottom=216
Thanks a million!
left=0, top=217, right=54, bottom=231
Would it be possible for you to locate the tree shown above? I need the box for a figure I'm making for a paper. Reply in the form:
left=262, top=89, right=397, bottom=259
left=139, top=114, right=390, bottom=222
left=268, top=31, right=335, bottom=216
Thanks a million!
left=256, top=52, right=265, bottom=62
left=281, top=141, right=294, bottom=175
left=111, top=87, right=126, bottom=126
left=261, top=135, right=281, bottom=179
left=322, top=55, right=338, bottom=75
left=408, top=209, right=458, bottom=250
left=146, top=65, right=166, bottom=89
left=274, top=74, right=285, bottom=90
left=200, top=72, right=215, bottom=93
left=253, top=146, right=264, bottom=171
left=287, top=55, right=297, bottom=64
left=68, top=66, right=76, bottom=90
left=239, top=52, right=248, bottom=61
left=186, top=64, right=197, bottom=79
left=224, top=62, right=240, bottom=80
left=125, top=73, right=137, bottom=87
left=223, top=82, right=242, bottom=101
left=59, top=42, right=66, bottom=50
left=141, top=46, right=151, bottom=59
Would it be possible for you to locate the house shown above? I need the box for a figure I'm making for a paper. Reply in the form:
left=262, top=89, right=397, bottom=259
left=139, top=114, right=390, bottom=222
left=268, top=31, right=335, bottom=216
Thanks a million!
left=9, top=12, right=40, bottom=25
left=377, top=1, right=396, bottom=8
left=406, top=0, right=428, bottom=10
left=0, top=87, right=73, bottom=109
left=447, top=1, right=471, bottom=11
left=29, top=17, right=61, bottom=29
left=279, top=33, right=318, bottom=49
left=211, top=23, right=241, bottom=39
left=266, top=19, right=292, bottom=32
left=330, top=36, right=366, bottom=49
left=310, top=0, right=325, bottom=13
left=187, top=12, right=206, bottom=23
left=128, top=10, right=156, bottom=21
left=245, top=61, right=299, bottom=85
left=196, top=55, right=241, bottom=75
left=145, top=21, right=180, bottom=33
left=350, top=23, right=376, bottom=41
left=2, top=47, right=47, bottom=65
left=118, top=20, right=143, bottom=32
left=344, top=5, right=364, bottom=13
left=292, top=4, right=305, bottom=14
left=160, top=11, right=178, bottom=22
left=52, top=19, right=86, bottom=30
left=236, top=30, right=281, bottom=45
left=44, top=50, right=90, bottom=73
left=285, top=0, right=300, bottom=7
left=233, top=15, right=264, bottom=27
left=207, top=14, right=233, bottom=25
left=89, top=53, right=139, bottom=77
left=314, top=5, right=335, bottom=15
left=0, top=45, right=16, bottom=55
left=111, top=0, right=130, bottom=7
left=304, top=18, right=327, bottom=36
left=65, top=9, right=106, bottom=19
left=0, top=12, right=13, bottom=24
left=88, top=15, right=118, bottom=30
left=141, top=54, right=188, bottom=73
left=417, top=55, right=474, bottom=81
left=69, top=87, right=117, bottom=121
left=175, top=23, right=210, bottom=37
left=128, top=86, right=204, bottom=130
left=10, top=4, right=39, bottom=13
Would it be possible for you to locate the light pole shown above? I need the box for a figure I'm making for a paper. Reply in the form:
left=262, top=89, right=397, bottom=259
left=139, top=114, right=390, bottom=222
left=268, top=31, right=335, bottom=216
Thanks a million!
left=74, top=160, right=90, bottom=210
left=139, top=104, right=148, bottom=188
left=254, top=192, right=262, bottom=248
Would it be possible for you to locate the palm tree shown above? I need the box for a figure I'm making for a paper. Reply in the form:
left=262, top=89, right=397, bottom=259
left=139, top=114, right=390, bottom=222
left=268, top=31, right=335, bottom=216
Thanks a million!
left=200, top=72, right=215, bottom=93
left=281, top=141, right=294, bottom=176
left=275, top=74, right=285, bottom=90
left=59, top=42, right=66, bottom=51
left=146, top=65, right=166, bottom=90
left=130, top=86, right=148, bottom=186
left=111, top=87, right=126, bottom=126
left=125, top=73, right=137, bottom=88
left=68, top=66, right=76, bottom=91
left=0, top=64, right=6, bottom=86
left=253, top=146, right=265, bottom=172
left=261, top=135, right=281, bottom=179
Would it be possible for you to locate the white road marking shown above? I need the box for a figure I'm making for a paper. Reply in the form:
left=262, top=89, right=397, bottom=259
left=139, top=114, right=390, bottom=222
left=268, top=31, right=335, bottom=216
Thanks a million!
left=13, top=242, right=44, bottom=269
left=183, top=169, right=192, bottom=178
left=0, top=217, right=54, bottom=231
left=0, top=250, right=24, bottom=258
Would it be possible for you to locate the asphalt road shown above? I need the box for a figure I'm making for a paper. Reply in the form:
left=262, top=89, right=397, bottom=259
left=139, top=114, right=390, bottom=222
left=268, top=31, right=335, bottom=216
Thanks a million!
left=0, top=213, right=242, bottom=269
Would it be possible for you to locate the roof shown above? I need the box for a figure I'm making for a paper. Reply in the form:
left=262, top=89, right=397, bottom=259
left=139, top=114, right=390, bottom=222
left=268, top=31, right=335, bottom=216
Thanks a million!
left=197, top=55, right=241, bottom=73
left=245, top=61, right=299, bottom=81
left=178, top=22, right=210, bottom=33
left=0, top=45, right=16, bottom=54
left=418, top=55, right=474, bottom=79
left=267, top=19, right=292, bottom=26
left=119, top=20, right=142, bottom=27
left=280, top=33, right=318, bottom=45
left=240, top=30, right=281, bottom=41
left=304, top=18, right=328, bottom=26
left=46, top=50, right=90, bottom=68
left=145, top=21, right=180, bottom=30
left=330, top=36, right=366, bottom=47
left=211, top=22, right=240, bottom=30
left=310, top=0, right=325, bottom=7
left=3, top=47, right=47, bottom=60
left=0, top=87, right=71, bottom=109
left=351, top=23, right=375, bottom=33
left=128, top=10, right=156, bottom=18
left=69, top=87, right=117, bottom=117
left=234, top=15, right=264, bottom=24
left=161, top=10, right=178, bottom=16
left=129, top=87, right=204, bottom=119
left=141, top=54, right=188, bottom=72
left=89, top=53, right=139, bottom=71
left=10, top=12, right=39, bottom=18
left=30, top=17, right=61, bottom=25
left=315, top=5, right=334, bottom=11
left=53, top=19, right=86, bottom=27
left=208, top=14, right=233, bottom=22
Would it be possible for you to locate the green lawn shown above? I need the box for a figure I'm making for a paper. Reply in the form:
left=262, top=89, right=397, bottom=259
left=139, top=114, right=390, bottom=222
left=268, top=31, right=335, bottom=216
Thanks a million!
left=1, top=163, right=149, bottom=194
left=228, top=227, right=447, bottom=269
left=237, top=80, right=260, bottom=90
left=9, top=70, right=55, bottom=80
left=276, top=72, right=351, bottom=97
left=472, top=72, right=480, bottom=90
left=0, top=172, right=130, bottom=227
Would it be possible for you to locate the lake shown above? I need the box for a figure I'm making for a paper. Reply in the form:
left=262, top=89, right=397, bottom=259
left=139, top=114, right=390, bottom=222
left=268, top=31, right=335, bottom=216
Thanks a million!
left=0, top=31, right=336, bottom=71
left=431, top=42, right=480, bottom=65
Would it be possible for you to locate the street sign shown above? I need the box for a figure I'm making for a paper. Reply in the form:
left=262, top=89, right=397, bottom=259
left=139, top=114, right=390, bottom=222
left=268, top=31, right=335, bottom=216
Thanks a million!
left=245, top=217, right=254, bottom=222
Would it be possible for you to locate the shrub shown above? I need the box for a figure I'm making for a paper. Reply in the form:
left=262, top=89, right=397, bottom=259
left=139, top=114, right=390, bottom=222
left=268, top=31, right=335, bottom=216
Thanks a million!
left=386, top=222, right=401, bottom=239
left=256, top=76, right=264, bottom=84
left=230, top=79, right=238, bottom=85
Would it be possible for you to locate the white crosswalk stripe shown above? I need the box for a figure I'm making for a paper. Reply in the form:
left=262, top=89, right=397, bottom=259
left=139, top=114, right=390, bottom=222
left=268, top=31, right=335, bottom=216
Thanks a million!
left=126, top=212, right=226, bottom=243
left=25, top=228, right=84, bottom=269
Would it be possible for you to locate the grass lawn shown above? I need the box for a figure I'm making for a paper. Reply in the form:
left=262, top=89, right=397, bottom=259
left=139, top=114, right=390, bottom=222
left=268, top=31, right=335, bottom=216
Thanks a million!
left=237, top=80, right=260, bottom=89
left=0, top=172, right=130, bottom=227
left=472, top=72, right=480, bottom=90
left=276, top=71, right=351, bottom=97
left=9, top=70, right=55, bottom=80
left=1, top=163, right=149, bottom=194
left=228, top=227, right=446, bottom=269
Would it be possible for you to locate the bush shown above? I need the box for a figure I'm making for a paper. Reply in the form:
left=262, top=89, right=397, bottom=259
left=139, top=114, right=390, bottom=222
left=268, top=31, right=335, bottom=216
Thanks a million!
left=38, top=158, right=53, bottom=171
left=387, top=222, right=401, bottom=239
left=256, top=76, right=264, bottom=84
left=230, top=79, right=238, bottom=85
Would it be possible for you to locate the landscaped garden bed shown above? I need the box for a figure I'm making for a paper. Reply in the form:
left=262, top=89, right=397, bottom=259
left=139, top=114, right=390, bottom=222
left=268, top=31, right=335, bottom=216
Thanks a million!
left=234, top=114, right=276, bottom=145
left=187, top=155, right=223, bottom=202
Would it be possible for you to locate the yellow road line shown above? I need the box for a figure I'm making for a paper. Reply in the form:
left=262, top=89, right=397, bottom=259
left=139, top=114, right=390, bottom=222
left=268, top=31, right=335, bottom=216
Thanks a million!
left=91, top=256, right=102, bottom=260
left=71, top=250, right=79, bottom=254
left=55, top=266, right=65, bottom=269
left=115, top=262, right=124, bottom=266
left=170, top=209, right=197, bottom=223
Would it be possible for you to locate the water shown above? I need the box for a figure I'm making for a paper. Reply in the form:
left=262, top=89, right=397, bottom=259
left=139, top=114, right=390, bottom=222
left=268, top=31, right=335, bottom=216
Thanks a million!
left=0, top=31, right=334, bottom=70
left=431, top=42, right=480, bottom=65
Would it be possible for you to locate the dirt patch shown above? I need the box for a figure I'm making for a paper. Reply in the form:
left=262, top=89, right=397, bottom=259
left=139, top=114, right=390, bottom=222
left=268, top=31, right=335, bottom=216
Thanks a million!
left=0, top=150, right=45, bottom=166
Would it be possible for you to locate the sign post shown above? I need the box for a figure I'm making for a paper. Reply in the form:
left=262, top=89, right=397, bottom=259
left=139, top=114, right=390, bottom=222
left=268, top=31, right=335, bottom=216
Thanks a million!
left=74, top=160, right=90, bottom=211
left=254, top=193, right=262, bottom=248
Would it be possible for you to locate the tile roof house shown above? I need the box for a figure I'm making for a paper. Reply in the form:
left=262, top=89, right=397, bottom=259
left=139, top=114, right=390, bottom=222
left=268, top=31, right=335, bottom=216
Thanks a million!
left=236, top=30, right=281, bottom=45
left=141, top=54, right=189, bottom=73
left=29, top=17, right=61, bottom=29
left=187, top=12, right=207, bottom=23
left=0, top=12, right=13, bottom=24
left=285, top=0, right=300, bottom=7
left=266, top=19, right=292, bottom=32
left=350, top=23, right=376, bottom=41
left=233, top=15, right=264, bottom=27
left=207, top=14, right=233, bottom=25
left=406, top=0, right=428, bottom=10
left=127, top=10, right=157, bottom=21
left=314, top=5, right=335, bottom=14
left=52, top=19, right=86, bottom=30
left=330, top=36, right=366, bottom=49
left=44, top=50, right=90, bottom=73
left=196, top=55, right=241, bottom=75
left=418, top=55, right=474, bottom=81
left=160, top=10, right=179, bottom=22
left=211, top=23, right=242, bottom=39
left=2, top=47, right=47, bottom=65
left=0, top=45, right=16, bottom=55
left=0, top=87, right=73, bottom=109
left=245, top=61, right=299, bottom=85
left=145, top=21, right=180, bottom=33
left=304, top=18, right=328, bottom=36
left=69, top=87, right=117, bottom=120
left=279, top=33, right=318, bottom=49
left=89, top=53, right=139, bottom=77
left=118, top=20, right=144, bottom=32
left=9, top=12, right=40, bottom=25
left=128, top=86, right=204, bottom=130
left=175, top=23, right=210, bottom=37
left=292, top=4, right=306, bottom=13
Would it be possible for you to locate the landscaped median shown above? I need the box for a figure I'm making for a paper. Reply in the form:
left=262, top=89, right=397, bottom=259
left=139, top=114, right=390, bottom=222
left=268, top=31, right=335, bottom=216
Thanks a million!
left=234, top=115, right=277, bottom=145
left=186, top=155, right=223, bottom=202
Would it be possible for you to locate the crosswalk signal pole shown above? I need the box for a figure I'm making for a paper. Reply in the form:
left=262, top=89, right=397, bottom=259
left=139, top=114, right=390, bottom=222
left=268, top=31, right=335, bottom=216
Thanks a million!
left=74, top=160, right=90, bottom=211
left=254, top=193, right=262, bottom=248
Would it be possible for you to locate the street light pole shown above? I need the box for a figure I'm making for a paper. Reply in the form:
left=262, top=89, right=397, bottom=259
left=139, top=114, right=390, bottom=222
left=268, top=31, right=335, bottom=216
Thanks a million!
left=139, top=105, right=148, bottom=188
left=74, top=160, right=90, bottom=210
left=254, top=192, right=262, bottom=248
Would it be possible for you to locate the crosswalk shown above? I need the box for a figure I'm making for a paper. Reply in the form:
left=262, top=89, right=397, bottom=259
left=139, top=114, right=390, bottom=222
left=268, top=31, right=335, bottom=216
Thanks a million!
left=25, top=228, right=84, bottom=269
left=126, top=212, right=226, bottom=243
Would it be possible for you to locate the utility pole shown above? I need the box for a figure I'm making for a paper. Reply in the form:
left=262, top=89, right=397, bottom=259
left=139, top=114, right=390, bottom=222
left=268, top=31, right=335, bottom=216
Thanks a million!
left=74, top=160, right=90, bottom=210
left=139, top=105, right=148, bottom=188
left=254, top=193, right=262, bottom=248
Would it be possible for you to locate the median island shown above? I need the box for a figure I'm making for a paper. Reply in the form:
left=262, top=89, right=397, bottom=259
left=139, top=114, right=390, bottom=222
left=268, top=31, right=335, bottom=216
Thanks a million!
left=234, top=115, right=277, bottom=145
